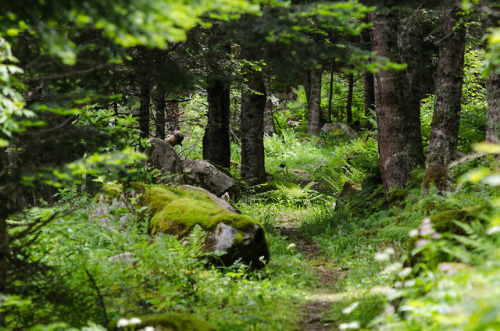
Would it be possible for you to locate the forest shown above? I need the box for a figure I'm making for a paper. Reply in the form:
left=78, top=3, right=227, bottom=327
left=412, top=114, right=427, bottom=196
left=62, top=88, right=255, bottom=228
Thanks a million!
left=1, top=0, right=500, bottom=330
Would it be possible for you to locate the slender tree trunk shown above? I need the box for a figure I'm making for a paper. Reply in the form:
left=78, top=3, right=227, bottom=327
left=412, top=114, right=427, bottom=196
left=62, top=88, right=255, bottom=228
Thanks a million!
left=153, top=91, right=166, bottom=140
left=328, top=61, right=335, bottom=123
left=139, top=79, right=151, bottom=139
left=307, top=68, right=323, bottom=135
left=486, top=73, right=500, bottom=144
left=484, top=1, right=500, bottom=145
left=370, top=10, right=425, bottom=196
left=424, top=4, right=466, bottom=191
left=240, top=48, right=267, bottom=184
left=263, top=66, right=276, bottom=135
left=203, top=79, right=231, bottom=169
left=346, top=73, right=354, bottom=126
left=165, top=101, right=180, bottom=132
left=361, top=24, right=376, bottom=124
left=0, top=153, right=9, bottom=325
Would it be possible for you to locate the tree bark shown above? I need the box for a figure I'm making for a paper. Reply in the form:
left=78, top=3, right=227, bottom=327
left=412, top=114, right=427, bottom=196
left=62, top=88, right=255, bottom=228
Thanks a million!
left=370, top=10, right=425, bottom=196
left=307, top=68, right=323, bottom=135
left=328, top=61, right=335, bottom=123
left=361, top=24, right=376, bottom=123
left=153, top=91, right=166, bottom=140
left=424, top=3, right=466, bottom=191
left=486, top=73, right=500, bottom=144
left=165, top=101, right=180, bottom=132
left=203, top=79, right=231, bottom=169
left=346, top=73, right=354, bottom=126
left=138, top=79, right=151, bottom=140
left=240, top=51, right=267, bottom=184
left=484, top=1, right=500, bottom=144
left=262, top=66, right=276, bottom=135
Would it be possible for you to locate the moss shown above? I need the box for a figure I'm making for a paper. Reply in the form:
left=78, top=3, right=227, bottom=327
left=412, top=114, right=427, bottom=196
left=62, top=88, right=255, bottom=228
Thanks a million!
left=110, top=312, right=216, bottom=331
left=423, top=164, right=448, bottom=190
left=148, top=186, right=262, bottom=236
left=233, top=232, right=245, bottom=244
left=430, top=208, right=478, bottom=235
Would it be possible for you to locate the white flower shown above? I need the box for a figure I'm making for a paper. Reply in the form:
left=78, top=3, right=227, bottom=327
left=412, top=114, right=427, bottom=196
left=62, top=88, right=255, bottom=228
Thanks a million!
left=143, top=327, right=155, bottom=331
left=398, top=267, right=412, bottom=278
left=415, top=239, right=428, bottom=248
left=116, top=318, right=129, bottom=327
left=487, top=226, right=500, bottom=235
left=342, top=301, right=359, bottom=314
left=339, top=321, right=360, bottom=330
left=408, top=229, right=419, bottom=238
left=287, top=243, right=296, bottom=250
left=129, top=317, right=142, bottom=325
left=374, top=252, right=390, bottom=262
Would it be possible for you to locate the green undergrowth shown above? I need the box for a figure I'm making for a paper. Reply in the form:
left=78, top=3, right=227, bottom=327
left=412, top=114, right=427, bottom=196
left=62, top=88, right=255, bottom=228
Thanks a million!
left=4, top=193, right=316, bottom=331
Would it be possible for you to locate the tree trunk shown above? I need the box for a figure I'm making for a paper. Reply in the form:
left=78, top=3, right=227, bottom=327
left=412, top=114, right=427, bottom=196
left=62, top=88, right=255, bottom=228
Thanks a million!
left=424, top=3, right=466, bottom=191
left=307, top=68, right=322, bottom=135
left=486, top=73, right=500, bottom=144
left=263, top=66, right=276, bottom=135
left=0, top=152, right=9, bottom=325
left=484, top=1, right=500, bottom=144
left=203, top=79, right=231, bottom=169
left=240, top=50, right=267, bottom=185
left=153, top=91, right=166, bottom=140
left=138, top=79, right=151, bottom=140
left=370, top=10, right=425, bottom=196
left=165, top=101, right=180, bottom=132
left=328, top=61, right=335, bottom=123
left=346, top=73, right=354, bottom=126
left=361, top=23, right=376, bottom=124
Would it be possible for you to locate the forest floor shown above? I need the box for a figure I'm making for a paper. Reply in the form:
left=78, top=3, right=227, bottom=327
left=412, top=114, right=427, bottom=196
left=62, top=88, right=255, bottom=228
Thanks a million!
left=278, top=226, right=349, bottom=330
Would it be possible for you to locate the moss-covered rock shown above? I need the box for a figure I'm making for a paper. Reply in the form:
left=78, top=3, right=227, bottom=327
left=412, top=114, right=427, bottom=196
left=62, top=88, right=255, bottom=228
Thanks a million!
left=144, top=185, right=269, bottom=267
left=110, top=312, right=216, bottom=331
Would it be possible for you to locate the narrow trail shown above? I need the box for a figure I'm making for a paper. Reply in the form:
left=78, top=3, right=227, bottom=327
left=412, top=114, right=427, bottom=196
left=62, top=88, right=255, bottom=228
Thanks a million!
left=278, top=226, right=349, bottom=331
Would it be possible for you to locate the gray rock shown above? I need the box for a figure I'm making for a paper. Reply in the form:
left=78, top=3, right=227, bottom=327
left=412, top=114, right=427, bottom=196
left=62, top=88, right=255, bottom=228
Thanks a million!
left=183, top=159, right=235, bottom=196
left=321, top=123, right=358, bottom=139
left=146, top=138, right=185, bottom=184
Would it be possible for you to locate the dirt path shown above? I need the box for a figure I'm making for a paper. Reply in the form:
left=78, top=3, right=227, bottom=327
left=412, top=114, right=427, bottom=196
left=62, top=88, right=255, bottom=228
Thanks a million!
left=277, top=227, right=349, bottom=330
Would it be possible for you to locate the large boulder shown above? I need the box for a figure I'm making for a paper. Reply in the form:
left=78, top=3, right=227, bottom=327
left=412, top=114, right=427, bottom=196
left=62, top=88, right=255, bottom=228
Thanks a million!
left=146, top=138, right=185, bottom=184
left=321, top=122, right=358, bottom=139
left=144, top=185, right=269, bottom=267
left=183, top=159, right=236, bottom=197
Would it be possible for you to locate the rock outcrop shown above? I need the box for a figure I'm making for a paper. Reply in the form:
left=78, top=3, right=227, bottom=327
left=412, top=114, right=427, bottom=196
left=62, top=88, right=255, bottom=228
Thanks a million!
left=144, top=185, right=269, bottom=267
left=183, top=159, right=236, bottom=197
left=146, top=138, right=185, bottom=184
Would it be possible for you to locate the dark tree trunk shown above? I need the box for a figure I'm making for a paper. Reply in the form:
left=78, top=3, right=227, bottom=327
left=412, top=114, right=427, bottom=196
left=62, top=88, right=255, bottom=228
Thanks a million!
left=139, top=79, right=151, bottom=139
left=307, top=68, right=322, bottom=135
left=370, top=10, right=425, bottom=196
left=240, top=49, right=267, bottom=185
left=0, top=152, right=9, bottom=324
left=424, top=3, right=466, bottom=191
left=328, top=62, right=335, bottom=123
left=263, top=66, right=276, bottom=135
left=487, top=73, right=500, bottom=144
left=203, top=79, right=231, bottom=169
left=346, top=73, right=354, bottom=125
left=153, top=91, right=166, bottom=140
left=361, top=24, right=376, bottom=123
left=165, top=101, right=180, bottom=132
left=484, top=1, right=500, bottom=144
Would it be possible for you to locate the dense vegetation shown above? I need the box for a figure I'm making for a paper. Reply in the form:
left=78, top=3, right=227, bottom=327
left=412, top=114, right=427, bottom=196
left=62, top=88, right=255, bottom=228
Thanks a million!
left=1, top=0, right=500, bottom=330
